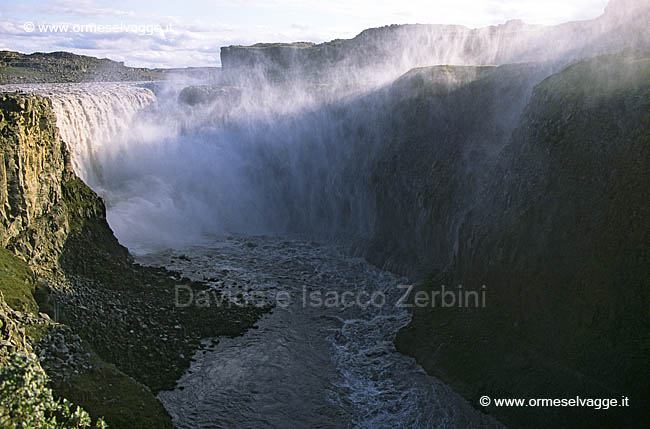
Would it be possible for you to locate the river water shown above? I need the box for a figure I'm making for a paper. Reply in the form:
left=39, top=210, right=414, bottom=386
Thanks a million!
left=138, top=235, right=499, bottom=428
left=3, top=82, right=500, bottom=428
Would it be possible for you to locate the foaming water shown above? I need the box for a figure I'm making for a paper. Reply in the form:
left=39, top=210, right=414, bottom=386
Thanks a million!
left=141, top=236, right=500, bottom=428
left=1, top=82, right=156, bottom=185
left=1, top=3, right=646, bottom=255
left=49, top=84, right=156, bottom=186
left=9, top=80, right=389, bottom=253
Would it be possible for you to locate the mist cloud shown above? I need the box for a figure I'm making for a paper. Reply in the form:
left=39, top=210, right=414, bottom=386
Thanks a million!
left=1, top=0, right=610, bottom=68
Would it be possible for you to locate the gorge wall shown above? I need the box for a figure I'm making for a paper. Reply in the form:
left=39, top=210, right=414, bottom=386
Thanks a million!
left=219, top=4, right=650, bottom=425
left=0, top=92, right=172, bottom=427
left=390, top=52, right=650, bottom=428
left=0, top=93, right=126, bottom=275
left=1, top=1, right=648, bottom=427
left=221, top=0, right=650, bottom=87
left=0, top=92, right=266, bottom=428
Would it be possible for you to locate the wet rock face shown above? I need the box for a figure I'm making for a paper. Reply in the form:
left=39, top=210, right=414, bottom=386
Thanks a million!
left=392, top=52, right=650, bottom=427
left=178, top=85, right=240, bottom=106
left=365, top=63, right=544, bottom=275
left=0, top=94, right=71, bottom=271
left=0, top=93, right=127, bottom=275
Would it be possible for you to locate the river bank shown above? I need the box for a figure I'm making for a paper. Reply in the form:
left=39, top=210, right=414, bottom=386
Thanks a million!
left=0, top=92, right=268, bottom=427
left=139, top=235, right=501, bottom=428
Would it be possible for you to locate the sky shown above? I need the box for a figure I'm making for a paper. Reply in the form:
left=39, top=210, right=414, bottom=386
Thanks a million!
left=0, top=0, right=611, bottom=68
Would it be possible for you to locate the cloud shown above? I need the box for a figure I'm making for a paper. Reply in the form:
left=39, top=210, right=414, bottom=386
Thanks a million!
left=1, top=0, right=610, bottom=68
left=0, top=15, right=350, bottom=67
left=13, top=0, right=136, bottom=19
left=211, top=0, right=609, bottom=26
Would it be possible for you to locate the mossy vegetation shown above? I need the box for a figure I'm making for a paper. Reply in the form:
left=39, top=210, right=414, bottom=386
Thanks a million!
left=0, top=91, right=268, bottom=427
left=0, top=248, right=37, bottom=313
left=0, top=353, right=107, bottom=428
left=53, top=359, right=171, bottom=429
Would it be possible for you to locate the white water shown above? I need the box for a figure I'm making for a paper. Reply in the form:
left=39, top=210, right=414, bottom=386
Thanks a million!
left=1, top=80, right=505, bottom=427
left=1, top=82, right=156, bottom=186
left=1, top=4, right=645, bottom=426
left=7, top=79, right=391, bottom=253
left=49, top=83, right=157, bottom=186
left=2, top=2, right=644, bottom=254
left=142, top=236, right=501, bottom=428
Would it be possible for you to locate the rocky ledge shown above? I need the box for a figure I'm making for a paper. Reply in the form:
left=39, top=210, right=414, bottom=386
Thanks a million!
left=0, top=92, right=269, bottom=427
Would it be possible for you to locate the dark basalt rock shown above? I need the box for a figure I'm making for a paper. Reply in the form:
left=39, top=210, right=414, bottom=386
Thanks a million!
left=391, top=52, right=650, bottom=428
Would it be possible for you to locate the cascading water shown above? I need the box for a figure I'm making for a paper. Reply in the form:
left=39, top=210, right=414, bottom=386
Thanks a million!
left=1, top=3, right=647, bottom=426
left=5, top=83, right=157, bottom=188
left=8, top=79, right=391, bottom=253
left=0, top=79, right=503, bottom=426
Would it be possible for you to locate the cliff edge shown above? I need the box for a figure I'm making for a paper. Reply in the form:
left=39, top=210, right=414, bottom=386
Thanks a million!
left=0, top=92, right=267, bottom=427
left=392, top=52, right=650, bottom=428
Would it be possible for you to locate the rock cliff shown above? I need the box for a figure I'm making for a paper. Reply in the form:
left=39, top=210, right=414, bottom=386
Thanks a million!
left=0, top=51, right=165, bottom=84
left=0, top=92, right=266, bottom=427
left=391, top=52, right=650, bottom=427
left=0, top=92, right=171, bottom=427
left=0, top=93, right=126, bottom=275
left=221, top=1, right=649, bottom=86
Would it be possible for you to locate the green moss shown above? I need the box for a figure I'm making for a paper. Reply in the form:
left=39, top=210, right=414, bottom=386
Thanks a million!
left=62, top=176, right=105, bottom=234
left=538, top=50, right=650, bottom=101
left=0, top=248, right=37, bottom=313
left=53, top=358, right=172, bottom=429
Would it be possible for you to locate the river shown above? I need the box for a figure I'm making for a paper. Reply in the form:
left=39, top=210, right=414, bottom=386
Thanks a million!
left=137, top=235, right=499, bottom=428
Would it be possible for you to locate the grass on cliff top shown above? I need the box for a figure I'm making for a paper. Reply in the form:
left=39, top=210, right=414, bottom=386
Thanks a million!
left=0, top=66, right=53, bottom=82
left=538, top=50, right=650, bottom=99
left=0, top=50, right=165, bottom=84
left=0, top=248, right=37, bottom=314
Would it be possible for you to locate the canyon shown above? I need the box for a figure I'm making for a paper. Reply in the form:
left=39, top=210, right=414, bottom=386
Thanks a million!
left=1, top=0, right=649, bottom=427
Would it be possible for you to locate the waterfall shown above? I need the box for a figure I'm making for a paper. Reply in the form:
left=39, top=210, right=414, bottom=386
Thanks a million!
left=0, top=68, right=529, bottom=256
left=45, top=83, right=156, bottom=189
left=2, top=80, right=381, bottom=253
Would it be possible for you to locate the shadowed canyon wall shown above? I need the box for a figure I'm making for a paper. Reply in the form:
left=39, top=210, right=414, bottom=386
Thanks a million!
left=392, top=52, right=650, bottom=428
left=217, top=3, right=650, bottom=425
left=3, top=1, right=648, bottom=427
